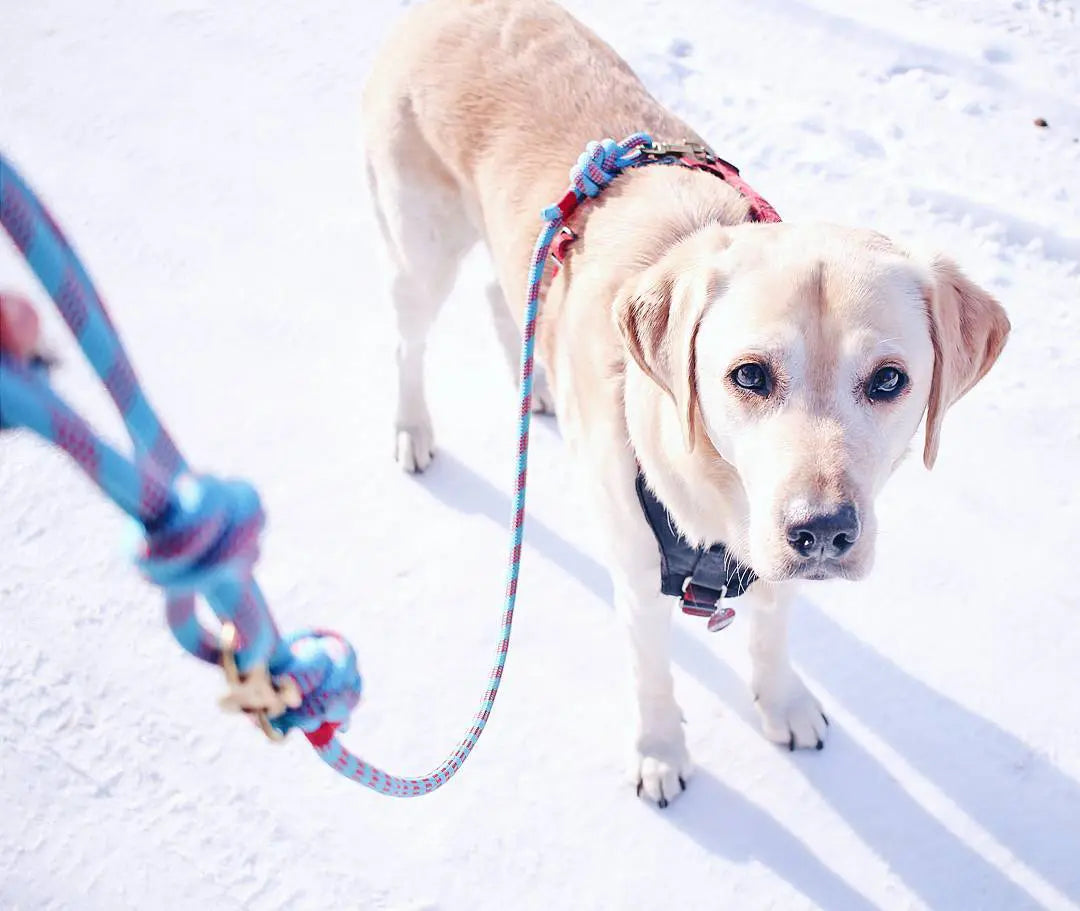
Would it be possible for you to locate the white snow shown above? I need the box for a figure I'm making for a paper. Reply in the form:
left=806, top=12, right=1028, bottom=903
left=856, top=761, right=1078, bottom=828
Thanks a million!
left=1, top=0, right=1078, bottom=908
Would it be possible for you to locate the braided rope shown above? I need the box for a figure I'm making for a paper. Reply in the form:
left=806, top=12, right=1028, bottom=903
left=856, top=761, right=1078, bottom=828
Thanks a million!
left=0, top=153, right=357, bottom=744
left=0, top=134, right=654, bottom=795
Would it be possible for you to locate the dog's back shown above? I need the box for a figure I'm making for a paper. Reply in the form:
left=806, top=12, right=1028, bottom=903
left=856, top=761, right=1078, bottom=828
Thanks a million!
left=362, top=0, right=701, bottom=292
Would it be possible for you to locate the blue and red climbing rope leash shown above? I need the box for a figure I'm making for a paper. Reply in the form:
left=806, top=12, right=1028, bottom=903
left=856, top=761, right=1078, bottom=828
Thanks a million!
left=0, top=132, right=765, bottom=795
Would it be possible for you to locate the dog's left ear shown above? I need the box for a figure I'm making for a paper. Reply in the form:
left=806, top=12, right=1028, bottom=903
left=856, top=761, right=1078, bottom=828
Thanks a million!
left=615, top=237, right=723, bottom=452
left=922, top=256, right=1010, bottom=469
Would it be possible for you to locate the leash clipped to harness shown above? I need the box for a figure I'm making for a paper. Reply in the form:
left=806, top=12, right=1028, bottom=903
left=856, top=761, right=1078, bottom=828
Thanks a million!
left=548, top=138, right=781, bottom=272
left=541, top=133, right=777, bottom=631
left=0, top=130, right=774, bottom=794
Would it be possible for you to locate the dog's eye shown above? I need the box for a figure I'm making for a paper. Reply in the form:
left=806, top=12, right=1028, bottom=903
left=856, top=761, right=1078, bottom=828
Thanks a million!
left=867, top=366, right=907, bottom=401
left=732, top=362, right=769, bottom=395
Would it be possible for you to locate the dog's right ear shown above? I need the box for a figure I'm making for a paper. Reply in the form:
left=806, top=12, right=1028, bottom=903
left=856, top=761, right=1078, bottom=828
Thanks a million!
left=615, top=240, right=723, bottom=452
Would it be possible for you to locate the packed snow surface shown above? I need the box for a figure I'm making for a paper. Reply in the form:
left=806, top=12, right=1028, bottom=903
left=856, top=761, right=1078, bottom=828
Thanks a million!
left=2, top=0, right=1078, bottom=908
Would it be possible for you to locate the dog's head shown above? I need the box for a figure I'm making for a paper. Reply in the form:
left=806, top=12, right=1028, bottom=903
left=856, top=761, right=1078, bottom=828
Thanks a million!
left=616, top=223, right=1009, bottom=582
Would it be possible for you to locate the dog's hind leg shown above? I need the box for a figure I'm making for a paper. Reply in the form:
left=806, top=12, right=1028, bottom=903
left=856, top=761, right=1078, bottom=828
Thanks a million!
left=365, top=133, right=475, bottom=477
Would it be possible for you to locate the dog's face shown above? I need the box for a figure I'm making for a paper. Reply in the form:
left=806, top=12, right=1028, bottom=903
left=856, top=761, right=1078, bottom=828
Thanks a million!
left=618, top=223, right=1009, bottom=583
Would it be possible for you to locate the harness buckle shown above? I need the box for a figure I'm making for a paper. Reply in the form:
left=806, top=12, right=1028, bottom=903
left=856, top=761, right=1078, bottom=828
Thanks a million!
left=640, top=139, right=716, bottom=163
left=681, top=577, right=736, bottom=631
left=218, top=622, right=299, bottom=742
left=680, top=575, right=727, bottom=602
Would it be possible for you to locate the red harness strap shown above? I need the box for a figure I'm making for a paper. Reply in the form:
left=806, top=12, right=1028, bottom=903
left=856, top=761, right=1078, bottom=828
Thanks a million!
left=550, top=141, right=781, bottom=269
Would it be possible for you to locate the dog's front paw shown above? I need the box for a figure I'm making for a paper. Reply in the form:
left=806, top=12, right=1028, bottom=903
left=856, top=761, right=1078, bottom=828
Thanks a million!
left=753, top=670, right=828, bottom=751
left=394, top=422, right=434, bottom=473
left=632, top=729, right=692, bottom=808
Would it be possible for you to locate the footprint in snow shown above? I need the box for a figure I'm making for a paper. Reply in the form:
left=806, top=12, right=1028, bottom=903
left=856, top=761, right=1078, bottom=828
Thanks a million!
left=665, top=38, right=694, bottom=84
left=668, top=38, right=693, bottom=59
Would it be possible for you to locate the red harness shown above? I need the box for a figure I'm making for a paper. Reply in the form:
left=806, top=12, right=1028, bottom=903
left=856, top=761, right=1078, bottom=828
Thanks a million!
left=549, top=140, right=782, bottom=270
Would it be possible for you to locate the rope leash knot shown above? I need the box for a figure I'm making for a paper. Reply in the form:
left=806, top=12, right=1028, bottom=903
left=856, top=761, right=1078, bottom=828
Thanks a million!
left=0, top=153, right=361, bottom=754
left=541, top=132, right=653, bottom=223
left=133, top=471, right=362, bottom=739
left=139, top=475, right=262, bottom=601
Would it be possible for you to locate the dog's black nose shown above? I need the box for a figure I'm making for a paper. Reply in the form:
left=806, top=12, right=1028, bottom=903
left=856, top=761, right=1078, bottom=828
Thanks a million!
left=787, top=506, right=860, bottom=559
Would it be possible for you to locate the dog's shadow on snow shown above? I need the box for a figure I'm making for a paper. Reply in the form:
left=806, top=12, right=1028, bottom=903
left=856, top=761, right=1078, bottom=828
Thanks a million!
left=418, top=450, right=1080, bottom=909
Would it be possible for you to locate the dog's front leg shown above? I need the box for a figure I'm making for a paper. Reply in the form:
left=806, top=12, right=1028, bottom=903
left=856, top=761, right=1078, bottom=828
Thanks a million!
left=587, top=466, right=692, bottom=807
left=611, top=564, right=691, bottom=807
left=748, top=582, right=829, bottom=750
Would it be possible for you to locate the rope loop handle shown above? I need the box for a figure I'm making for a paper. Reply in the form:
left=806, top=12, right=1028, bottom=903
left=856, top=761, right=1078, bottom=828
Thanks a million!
left=0, top=152, right=361, bottom=747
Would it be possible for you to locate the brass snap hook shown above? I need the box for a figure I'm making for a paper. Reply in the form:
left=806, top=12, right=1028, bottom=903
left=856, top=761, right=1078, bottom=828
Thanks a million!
left=219, top=622, right=286, bottom=742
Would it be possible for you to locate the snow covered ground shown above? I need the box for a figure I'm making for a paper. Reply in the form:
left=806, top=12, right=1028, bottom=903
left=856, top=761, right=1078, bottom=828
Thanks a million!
left=2, top=0, right=1078, bottom=908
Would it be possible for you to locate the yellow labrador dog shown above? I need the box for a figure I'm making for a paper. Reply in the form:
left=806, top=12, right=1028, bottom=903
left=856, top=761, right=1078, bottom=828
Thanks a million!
left=362, top=0, right=1009, bottom=805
